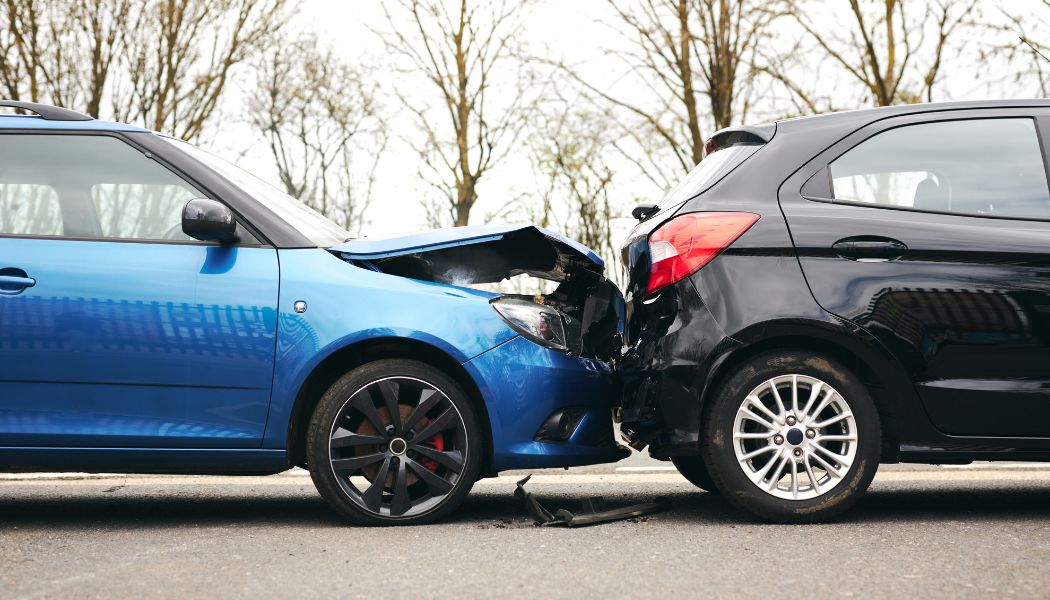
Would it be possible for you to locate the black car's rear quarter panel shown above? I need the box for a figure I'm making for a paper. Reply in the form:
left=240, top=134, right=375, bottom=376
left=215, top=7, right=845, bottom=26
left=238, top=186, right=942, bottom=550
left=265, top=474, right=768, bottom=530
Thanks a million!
left=620, top=131, right=840, bottom=456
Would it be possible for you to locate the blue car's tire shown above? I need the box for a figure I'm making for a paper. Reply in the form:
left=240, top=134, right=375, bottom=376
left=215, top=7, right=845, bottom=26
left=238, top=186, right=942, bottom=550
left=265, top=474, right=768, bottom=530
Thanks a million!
left=307, top=359, right=482, bottom=526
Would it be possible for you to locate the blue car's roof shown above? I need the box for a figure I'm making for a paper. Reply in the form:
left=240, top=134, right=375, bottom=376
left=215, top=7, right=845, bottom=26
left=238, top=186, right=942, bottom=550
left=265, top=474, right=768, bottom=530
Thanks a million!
left=0, top=114, right=148, bottom=132
left=334, top=224, right=604, bottom=267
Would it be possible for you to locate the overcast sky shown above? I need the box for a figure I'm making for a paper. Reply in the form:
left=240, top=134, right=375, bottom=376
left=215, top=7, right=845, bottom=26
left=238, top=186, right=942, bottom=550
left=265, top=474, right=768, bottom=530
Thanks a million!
left=208, top=0, right=1034, bottom=242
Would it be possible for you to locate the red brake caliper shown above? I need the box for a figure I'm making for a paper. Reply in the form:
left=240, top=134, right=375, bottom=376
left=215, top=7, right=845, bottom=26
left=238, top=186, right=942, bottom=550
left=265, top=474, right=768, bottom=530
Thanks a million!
left=418, top=418, right=445, bottom=473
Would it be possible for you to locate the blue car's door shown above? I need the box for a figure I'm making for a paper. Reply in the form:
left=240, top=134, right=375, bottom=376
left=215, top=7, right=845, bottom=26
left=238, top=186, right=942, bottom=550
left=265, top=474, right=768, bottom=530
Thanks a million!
left=0, top=133, right=279, bottom=448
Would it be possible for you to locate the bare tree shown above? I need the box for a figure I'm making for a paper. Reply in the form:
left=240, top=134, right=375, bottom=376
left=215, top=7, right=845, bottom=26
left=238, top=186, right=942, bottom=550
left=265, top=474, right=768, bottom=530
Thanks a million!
left=114, top=0, right=291, bottom=141
left=72, top=0, right=132, bottom=117
left=992, top=0, right=1050, bottom=97
left=526, top=95, right=617, bottom=263
left=557, top=0, right=782, bottom=191
left=377, top=0, right=534, bottom=227
left=250, top=35, right=388, bottom=234
left=781, top=0, right=979, bottom=108
left=0, top=0, right=83, bottom=105
left=695, top=0, right=783, bottom=131
left=0, top=0, right=286, bottom=137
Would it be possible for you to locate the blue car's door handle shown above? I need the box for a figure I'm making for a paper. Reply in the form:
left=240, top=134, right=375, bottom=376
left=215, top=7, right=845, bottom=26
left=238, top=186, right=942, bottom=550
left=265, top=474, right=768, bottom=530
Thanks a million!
left=0, top=273, right=36, bottom=295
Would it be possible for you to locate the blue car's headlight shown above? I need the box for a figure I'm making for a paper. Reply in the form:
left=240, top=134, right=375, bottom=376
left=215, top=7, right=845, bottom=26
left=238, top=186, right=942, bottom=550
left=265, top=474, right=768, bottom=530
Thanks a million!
left=490, top=297, right=569, bottom=352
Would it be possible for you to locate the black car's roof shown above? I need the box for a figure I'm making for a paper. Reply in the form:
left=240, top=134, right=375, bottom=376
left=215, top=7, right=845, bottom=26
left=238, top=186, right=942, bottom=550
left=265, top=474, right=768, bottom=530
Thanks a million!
left=776, top=98, right=1050, bottom=130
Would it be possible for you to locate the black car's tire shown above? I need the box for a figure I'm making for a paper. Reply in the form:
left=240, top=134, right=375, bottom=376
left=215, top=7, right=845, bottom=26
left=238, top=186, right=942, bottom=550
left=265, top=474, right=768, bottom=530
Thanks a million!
left=671, top=456, right=718, bottom=493
left=307, top=359, right=482, bottom=526
left=701, top=350, right=881, bottom=523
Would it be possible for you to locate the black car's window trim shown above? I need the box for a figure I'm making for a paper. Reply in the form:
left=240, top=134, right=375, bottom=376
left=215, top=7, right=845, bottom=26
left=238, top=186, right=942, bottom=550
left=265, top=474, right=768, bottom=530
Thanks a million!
left=1036, top=115, right=1050, bottom=190
left=0, top=129, right=269, bottom=247
left=798, top=112, right=1050, bottom=224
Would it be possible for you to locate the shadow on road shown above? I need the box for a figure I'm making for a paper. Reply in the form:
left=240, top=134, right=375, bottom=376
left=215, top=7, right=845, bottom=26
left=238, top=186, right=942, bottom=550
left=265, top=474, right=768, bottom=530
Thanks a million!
left=2, top=482, right=1049, bottom=529
left=0, top=492, right=340, bottom=529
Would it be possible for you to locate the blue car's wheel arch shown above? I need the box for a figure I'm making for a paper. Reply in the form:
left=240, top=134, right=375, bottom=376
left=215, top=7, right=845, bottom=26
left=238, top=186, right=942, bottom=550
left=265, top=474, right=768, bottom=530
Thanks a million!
left=283, top=335, right=499, bottom=477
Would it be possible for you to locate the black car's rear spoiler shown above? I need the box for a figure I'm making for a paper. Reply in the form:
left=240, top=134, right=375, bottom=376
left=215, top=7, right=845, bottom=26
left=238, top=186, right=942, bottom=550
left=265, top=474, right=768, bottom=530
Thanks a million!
left=703, top=123, right=776, bottom=157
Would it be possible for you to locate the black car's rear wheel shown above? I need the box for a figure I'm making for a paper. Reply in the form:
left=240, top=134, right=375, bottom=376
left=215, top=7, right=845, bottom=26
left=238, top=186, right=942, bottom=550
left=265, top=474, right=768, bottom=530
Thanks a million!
left=307, top=359, right=482, bottom=526
left=701, top=350, right=881, bottom=523
left=671, top=456, right=718, bottom=493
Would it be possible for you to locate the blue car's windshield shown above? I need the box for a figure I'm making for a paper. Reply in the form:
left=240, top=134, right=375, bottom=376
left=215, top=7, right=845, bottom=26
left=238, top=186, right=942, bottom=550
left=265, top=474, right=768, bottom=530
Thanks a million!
left=162, top=136, right=351, bottom=246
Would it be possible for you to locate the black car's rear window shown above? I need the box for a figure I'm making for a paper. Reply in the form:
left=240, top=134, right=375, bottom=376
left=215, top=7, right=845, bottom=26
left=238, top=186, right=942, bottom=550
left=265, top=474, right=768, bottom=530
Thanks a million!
left=657, top=144, right=762, bottom=209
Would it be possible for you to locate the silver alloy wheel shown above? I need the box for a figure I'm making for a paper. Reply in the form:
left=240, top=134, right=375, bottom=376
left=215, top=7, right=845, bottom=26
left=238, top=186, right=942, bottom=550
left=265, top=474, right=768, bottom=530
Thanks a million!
left=732, top=374, right=858, bottom=501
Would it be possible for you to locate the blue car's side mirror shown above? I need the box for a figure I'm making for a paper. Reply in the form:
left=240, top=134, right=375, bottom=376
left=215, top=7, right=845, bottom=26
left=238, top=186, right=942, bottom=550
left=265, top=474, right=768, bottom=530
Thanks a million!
left=182, top=198, right=236, bottom=244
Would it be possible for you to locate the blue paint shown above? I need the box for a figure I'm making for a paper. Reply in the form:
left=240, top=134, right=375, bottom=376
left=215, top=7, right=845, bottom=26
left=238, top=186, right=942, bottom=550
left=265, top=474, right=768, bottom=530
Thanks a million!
left=0, top=238, right=279, bottom=448
left=0, top=244, right=623, bottom=471
left=0, top=114, right=147, bottom=132
left=262, top=248, right=518, bottom=451
left=463, top=336, right=629, bottom=470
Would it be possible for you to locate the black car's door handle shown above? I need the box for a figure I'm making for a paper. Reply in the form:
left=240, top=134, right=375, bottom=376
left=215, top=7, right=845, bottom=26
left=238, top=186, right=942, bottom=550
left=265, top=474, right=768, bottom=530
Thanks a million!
left=0, top=270, right=36, bottom=295
left=831, top=237, right=907, bottom=261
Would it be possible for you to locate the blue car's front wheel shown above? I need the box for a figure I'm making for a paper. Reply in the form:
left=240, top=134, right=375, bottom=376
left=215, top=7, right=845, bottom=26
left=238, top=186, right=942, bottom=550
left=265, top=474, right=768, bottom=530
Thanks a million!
left=307, top=359, right=482, bottom=526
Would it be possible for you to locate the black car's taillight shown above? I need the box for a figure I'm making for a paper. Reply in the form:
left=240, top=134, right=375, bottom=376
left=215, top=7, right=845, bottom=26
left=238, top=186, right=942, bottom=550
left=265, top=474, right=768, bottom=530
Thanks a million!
left=646, top=212, right=759, bottom=296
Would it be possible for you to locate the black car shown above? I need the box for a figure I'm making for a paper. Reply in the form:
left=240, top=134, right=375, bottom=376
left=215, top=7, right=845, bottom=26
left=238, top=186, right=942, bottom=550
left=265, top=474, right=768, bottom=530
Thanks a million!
left=619, top=100, right=1050, bottom=522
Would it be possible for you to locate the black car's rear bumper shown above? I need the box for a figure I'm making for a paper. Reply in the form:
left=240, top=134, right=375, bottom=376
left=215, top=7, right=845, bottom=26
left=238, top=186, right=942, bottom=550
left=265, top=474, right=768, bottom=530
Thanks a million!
left=619, top=276, right=740, bottom=458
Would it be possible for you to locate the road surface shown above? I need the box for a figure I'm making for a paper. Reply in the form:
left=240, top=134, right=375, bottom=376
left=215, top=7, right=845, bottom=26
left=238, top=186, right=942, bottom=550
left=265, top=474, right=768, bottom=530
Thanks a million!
left=2, top=454, right=1049, bottom=599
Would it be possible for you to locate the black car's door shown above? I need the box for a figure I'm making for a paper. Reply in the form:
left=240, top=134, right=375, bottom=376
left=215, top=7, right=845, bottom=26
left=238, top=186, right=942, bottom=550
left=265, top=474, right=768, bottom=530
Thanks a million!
left=778, top=109, right=1050, bottom=437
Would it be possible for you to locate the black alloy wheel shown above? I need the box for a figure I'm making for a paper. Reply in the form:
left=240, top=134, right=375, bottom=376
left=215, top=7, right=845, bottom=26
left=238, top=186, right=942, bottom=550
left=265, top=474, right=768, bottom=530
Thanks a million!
left=308, top=359, right=481, bottom=526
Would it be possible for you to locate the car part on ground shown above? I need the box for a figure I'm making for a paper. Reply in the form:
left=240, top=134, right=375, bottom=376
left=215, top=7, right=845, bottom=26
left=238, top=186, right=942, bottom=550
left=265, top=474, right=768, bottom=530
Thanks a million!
left=514, top=475, right=670, bottom=527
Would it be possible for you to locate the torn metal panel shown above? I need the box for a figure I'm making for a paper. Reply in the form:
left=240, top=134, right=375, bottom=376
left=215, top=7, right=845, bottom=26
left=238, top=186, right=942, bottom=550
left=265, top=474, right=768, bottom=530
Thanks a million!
left=332, top=225, right=625, bottom=361
left=514, top=475, right=670, bottom=527
left=332, top=225, right=604, bottom=284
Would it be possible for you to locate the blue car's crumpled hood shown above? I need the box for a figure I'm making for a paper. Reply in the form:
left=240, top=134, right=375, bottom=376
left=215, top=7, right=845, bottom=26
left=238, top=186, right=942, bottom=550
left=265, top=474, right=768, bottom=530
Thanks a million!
left=332, top=225, right=605, bottom=284
left=334, top=224, right=624, bottom=360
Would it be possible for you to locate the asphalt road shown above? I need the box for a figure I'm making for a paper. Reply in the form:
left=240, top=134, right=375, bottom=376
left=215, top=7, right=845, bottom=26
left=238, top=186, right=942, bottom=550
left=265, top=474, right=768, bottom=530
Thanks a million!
left=3, top=455, right=1050, bottom=599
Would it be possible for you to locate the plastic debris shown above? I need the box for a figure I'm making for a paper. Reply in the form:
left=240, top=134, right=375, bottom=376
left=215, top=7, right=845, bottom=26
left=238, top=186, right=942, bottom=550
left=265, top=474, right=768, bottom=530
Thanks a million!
left=514, top=475, right=670, bottom=527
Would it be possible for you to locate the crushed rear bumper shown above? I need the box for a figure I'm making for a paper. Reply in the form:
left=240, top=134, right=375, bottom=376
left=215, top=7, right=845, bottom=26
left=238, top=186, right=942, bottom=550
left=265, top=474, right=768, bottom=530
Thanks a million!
left=619, top=277, right=740, bottom=458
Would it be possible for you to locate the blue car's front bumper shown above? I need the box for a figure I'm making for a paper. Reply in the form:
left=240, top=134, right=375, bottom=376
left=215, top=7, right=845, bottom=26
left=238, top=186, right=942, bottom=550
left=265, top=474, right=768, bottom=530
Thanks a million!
left=463, top=336, right=629, bottom=471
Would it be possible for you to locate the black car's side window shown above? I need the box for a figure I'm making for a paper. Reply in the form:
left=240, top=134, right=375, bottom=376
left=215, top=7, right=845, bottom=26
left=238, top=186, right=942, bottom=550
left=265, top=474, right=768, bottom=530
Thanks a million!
left=0, top=134, right=204, bottom=241
left=828, top=118, right=1050, bottom=219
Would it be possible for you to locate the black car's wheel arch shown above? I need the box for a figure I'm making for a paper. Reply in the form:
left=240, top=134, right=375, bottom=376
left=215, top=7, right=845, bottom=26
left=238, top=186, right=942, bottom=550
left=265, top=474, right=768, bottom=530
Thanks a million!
left=696, top=321, right=911, bottom=463
left=287, top=337, right=495, bottom=476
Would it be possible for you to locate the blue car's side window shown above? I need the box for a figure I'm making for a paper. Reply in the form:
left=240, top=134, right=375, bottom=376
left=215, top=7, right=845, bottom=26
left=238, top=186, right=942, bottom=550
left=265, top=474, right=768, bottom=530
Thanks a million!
left=0, top=134, right=203, bottom=241
left=0, top=184, right=62, bottom=236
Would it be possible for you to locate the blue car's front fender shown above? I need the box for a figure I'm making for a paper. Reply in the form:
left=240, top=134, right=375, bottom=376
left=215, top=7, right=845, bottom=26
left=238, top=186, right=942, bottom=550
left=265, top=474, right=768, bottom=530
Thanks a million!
left=262, top=248, right=516, bottom=449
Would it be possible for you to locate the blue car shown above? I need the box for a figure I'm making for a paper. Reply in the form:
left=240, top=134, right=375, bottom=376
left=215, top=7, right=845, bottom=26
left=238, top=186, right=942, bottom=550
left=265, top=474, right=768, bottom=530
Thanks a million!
left=0, top=101, right=628, bottom=525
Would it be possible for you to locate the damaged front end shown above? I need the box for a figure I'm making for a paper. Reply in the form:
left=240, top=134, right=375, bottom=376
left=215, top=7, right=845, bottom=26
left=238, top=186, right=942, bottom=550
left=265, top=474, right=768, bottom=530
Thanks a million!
left=332, top=225, right=624, bottom=361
